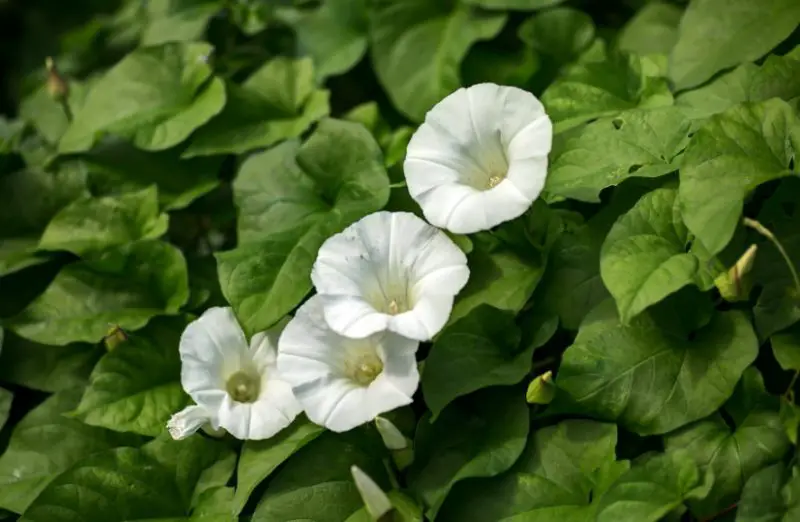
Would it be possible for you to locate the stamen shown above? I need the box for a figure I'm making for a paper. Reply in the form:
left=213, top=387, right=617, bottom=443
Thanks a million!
left=388, top=299, right=399, bottom=315
left=225, top=370, right=261, bottom=403
left=487, top=175, right=504, bottom=188
left=346, top=352, right=384, bottom=386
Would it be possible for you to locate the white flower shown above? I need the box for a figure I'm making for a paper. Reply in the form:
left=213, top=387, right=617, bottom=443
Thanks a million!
left=170, top=307, right=302, bottom=440
left=277, top=296, right=419, bottom=433
left=311, top=211, right=469, bottom=341
left=404, top=83, right=553, bottom=234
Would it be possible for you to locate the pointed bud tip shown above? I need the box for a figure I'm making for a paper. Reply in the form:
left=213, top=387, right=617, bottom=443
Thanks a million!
left=351, top=465, right=393, bottom=520
left=526, top=371, right=556, bottom=405
left=375, top=416, right=407, bottom=450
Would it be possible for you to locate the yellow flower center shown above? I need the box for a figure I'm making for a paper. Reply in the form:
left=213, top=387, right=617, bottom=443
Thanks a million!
left=225, top=370, right=261, bottom=403
left=346, top=352, right=384, bottom=386
left=487, top=173, right=505, bottom=189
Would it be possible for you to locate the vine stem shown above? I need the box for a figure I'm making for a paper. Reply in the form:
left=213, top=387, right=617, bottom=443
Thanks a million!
left=743, top=217, right=800, bottom=293
left=742, top=217, right=800, bottom=399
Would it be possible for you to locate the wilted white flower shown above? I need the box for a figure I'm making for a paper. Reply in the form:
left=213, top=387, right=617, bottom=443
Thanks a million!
left=168, top=307, right=302, bottom=440
left=311, top=211, right=469, bottom=341
left=404, top=83, right=553, bottom=234
left=277, top=296, right=419, bottom=433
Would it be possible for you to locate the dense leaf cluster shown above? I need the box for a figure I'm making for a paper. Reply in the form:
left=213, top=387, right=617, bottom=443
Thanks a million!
left=0, top=0, right=799, bottom=521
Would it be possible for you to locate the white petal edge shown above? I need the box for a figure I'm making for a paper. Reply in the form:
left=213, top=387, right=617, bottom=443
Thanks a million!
left=167, top=405, right=214, bottom=440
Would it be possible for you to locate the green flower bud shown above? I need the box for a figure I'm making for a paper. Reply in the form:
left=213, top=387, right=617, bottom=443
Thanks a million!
left=714, top=244, right=757, bottom=302
left=526, top=370, right=555, bottom=405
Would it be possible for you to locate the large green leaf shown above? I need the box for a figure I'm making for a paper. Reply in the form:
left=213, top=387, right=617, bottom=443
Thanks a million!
left=600, top=187, right=717, bottom=323
left=408, top=387, right=529, bottom=519
left=773, top=324, right=800, bottom=371
left=8, top=240, right=189, bottom=345
left=233, top=417, right=324, bottom=515
left=0, top=387, right=11, bottom=431
left=618, top=1, right=682, bottom=57
left=553, top=301, right=758, bottom=435
left=0, top=388, right=143, bottom=514
left=541, top=43, right=673, bottom=132
left=665, top=368, right=790, bottom=519
left=71, top=140, right=222, bottom=210
left=736, top=462, right=800, bottom=522
left=369, top=0, right=506, bottom=121
left=547, top=108, right=692, bottom=202
left=668, top=0, right=800, bottom=90
left=19, top=82, right=88, bottom=145
left=0, top=331, right=102, bottom=392
left=679, top=98, right=800, bottom=256
left=676, top=49, right=800, bottom=119
left=422, top=306, right=525, bottom=418
left=437, top=420, right=629, bottom=521
left=73, top=316, right=189, bottom=436
left=595, top=451, right=712, bottom=522
left=141, top=0, right=222, bottom=46
left=292, top=0, right=368, bottom=79
left=39, top=186, right=169, bottom=256
left=20, top=435, right=234, bottom=522
left=185, top=57, right=330, bottom=157
left=59, top=42, right=226, bottom=153
left=517, top=7, right=595, bottom=66
left=253, top=430, right=389, bottom=522
left=0, top=166, right=88, bottom=276
left=463, top=0, right=565, bottom=9
left=449, top=237, right=544, bottom=324
left=218, top=119, right=389, bottom=334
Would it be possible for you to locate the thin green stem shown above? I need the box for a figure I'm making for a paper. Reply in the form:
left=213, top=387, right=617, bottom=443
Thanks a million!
left=743, top=217, right=800, bottom=293
left=389, top=181, right=407, bottom=189
left=785, top=371, right=799, bottom=401
left=59, top=98, right=73, bottom=122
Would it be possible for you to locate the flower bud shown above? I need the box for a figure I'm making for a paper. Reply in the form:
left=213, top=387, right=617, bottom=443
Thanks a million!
left=104, top=324, right=128, bottom=351
left=375, top=416, right=407, bottom=450
left=714, top=244, right=757, bottom=302
left=351, top=465, right=393, bottom=521
left=45, top=57, right=69, bottom=100
left=526, top=370, right=555, bottom=405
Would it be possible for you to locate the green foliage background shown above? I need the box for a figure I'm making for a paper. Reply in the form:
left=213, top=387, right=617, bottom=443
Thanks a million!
left=0, top=0, right=799, bottom=521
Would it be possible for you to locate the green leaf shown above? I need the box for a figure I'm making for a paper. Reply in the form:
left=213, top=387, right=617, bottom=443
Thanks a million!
left=233, top=417, right=324, bottom=514
left=0, top=388, right=143, bottom=514
left=668, top=0, right=800, bottom=90
left=0, top=330, right=102, bottom=392
left=600, top=187, right=717, bottom=323
left=369, top=0, right=506, bottom=121
left=422, top=306, right=525, bottom=418
left=517, top=7, right=595, bottom=65
left=541, top=43, right=673, bottom=132
left=773, top=324, right=800, bottom=371
left=184, top=57, right=330, bottom=157
left=553, top=301, right=758, bottom=435
left=665, top=368, right=790, bottom=518
left=437, top=420, right=629, bottom=521
left=547, top=108, right=692, bottom=202
left=618, top=1, right=682, bottom=57
left=736, top=462, right=800, bottom=521
left=449, top=237, right=544, bottom=324
left=0, top=387, right=11, bottom=431
left=19, top=82, right=88, bottom=145
left=676, top=50, right=800, bottom=119
left=595, top=451, right=713, bottom=522
left=8, top=240, right=189, bottom=345
left=59, top=42, right=226, bottom=153
left=73, top=316, right=189, bottom=436
left=218, top=119, right=389, bottom=334
left=253, top=430, right=389, bottom=522
left=408, top=387, right=529, bottom=520
left=679, top=98, right=800, bottom=256
left=141, top=0, right=222, bottom=46
left=463, top=0, right=565, bottom=9
left=72, top=140, right=222, bottom=210
left=291, top=0, right=368, bottom=79
left=39, top=186, right=169, bottom=256
left=0, top=166, right=88, bottom=276
left=20, top=435, right=234, bottom=522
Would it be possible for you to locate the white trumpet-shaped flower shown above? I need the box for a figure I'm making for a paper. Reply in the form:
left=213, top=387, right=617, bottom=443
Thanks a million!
left=311, top=211, right=469, bottom=341
left=277, top=296, right=419, bottom=433
left=404, top=83, right=553, bottom=234
left=169, top=307, right=302, bottom=440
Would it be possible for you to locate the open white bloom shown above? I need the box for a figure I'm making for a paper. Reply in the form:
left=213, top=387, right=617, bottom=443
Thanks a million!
left=277, top=296, right=419, bottom=433
left=404, top=83, right=553, bottom=234
left=169, top=307, right=302, bottom=440
left=311, top=211, right=469, bottom=341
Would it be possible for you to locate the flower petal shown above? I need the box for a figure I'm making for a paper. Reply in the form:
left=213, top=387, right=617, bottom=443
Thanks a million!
left=404, top=83, right=552, bottom=234
left=167, top=405, right=214, bottom=440
left=277, top=296, right=419, bottom=432
left=387, top=294, right=455, bottom=341
left=179, top=307, right=248, bottom=409
left=312, top=211, right=468, bottom=340
left=217, top=377, right=301, bottom=440
left=249, top=316, right=290, bottom=373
